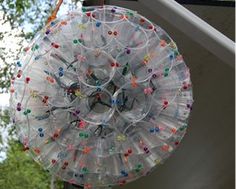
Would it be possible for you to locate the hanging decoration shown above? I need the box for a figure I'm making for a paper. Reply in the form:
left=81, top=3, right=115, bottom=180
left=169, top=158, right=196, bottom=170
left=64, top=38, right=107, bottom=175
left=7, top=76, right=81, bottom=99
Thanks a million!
left=10, top=4, right=193, bottom=189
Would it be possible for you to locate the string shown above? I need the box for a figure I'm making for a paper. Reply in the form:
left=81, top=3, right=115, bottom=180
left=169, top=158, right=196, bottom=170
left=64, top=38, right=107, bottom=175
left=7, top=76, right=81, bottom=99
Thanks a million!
left=47, top=0, right=64, bottom=24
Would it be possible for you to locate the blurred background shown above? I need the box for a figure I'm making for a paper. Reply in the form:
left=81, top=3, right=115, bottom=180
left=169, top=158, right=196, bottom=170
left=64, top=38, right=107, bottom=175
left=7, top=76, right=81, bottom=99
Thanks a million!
left=0, top=0, right=235, bottom=189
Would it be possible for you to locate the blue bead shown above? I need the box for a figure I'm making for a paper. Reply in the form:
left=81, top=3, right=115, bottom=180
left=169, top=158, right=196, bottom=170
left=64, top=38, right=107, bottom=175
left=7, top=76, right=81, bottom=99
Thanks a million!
left=155, top=127, right=160, bottom=132
left=39, top=133, right=44, bottom=137
left=38, top=128, right=43, bottom=132
left=169, top=53, right=174, bottom=60
left=96, top=22, right=101, bottom=27
left=59, top=67, right=64, bottom=71
left=121, top=170, right=128, bottom=177
left=149, top=128, right=155, bottom=133
left=35, top=56, right=40, bottom=60
left=16, top=61, right=21, bottom=67
left=59, top=71, right=64, bottom=77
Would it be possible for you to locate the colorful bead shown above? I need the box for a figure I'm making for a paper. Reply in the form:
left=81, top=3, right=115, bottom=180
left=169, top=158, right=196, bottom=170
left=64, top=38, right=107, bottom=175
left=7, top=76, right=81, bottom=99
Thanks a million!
left=96, top=22, right=101, bottom=27
left=25, top=77, right=30, bottom=83
left=16, top=61, right=22, bottom=67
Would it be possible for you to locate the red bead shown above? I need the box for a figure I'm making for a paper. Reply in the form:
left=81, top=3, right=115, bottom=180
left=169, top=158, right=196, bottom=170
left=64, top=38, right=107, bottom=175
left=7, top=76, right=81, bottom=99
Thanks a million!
left=140, top=18, right=145, bottom=23
left=128, top=149, right=132, bottom=154
left=24, top=47, right=30, bottom=52
left=23, top=146, right=29, bottom=151
left=164, top=101, right=168, bottom=105
left=34, top=148, right=40, bottom=154
left=53, top=133, right=59, bottom=138
left=124, top=153, right=129, bottom=157
left=51, top=159, right=56, bottom=164
left=161, top=145, right=169, bottom=151
left=51, top=43, right=59, bottom=48
left=113, top=31, right=118, bottom=36
left=171, top=128, right=177, bottom=133
left=175, top=141, right=179, bottom=146
left=10, top=88, right=15, bottom=93
left=25, top=77, right=30, bottom=83
left=148, top=25, right=153, bottom=29
left=64, top=161, right=69, bottom=166
left=62, top=165, right=66, bottom=169
left=86, top=12, right=91, bottom=17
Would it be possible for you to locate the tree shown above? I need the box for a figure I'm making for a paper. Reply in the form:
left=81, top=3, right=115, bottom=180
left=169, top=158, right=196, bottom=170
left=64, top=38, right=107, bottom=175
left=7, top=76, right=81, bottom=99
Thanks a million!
left=0, top=0, right=81, bottom=93
left=0, top=140, right=64, bottom=189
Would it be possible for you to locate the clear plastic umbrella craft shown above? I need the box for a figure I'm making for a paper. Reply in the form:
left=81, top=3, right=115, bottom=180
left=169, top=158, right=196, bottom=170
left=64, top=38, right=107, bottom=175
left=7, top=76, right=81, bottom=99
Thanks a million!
left=10, top=5, right=193, bottom=189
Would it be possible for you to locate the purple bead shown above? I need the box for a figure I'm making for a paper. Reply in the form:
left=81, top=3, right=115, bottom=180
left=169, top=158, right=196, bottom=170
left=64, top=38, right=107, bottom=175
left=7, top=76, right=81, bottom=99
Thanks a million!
left=17, top=107, right=21, bottom=111
left=45, top=30, right=50, bottom=35
left=126, top=49, right=131, bottom=54
left=148, top=69, right=152, bottom=73
left=152, top=74, right=157, bottom=78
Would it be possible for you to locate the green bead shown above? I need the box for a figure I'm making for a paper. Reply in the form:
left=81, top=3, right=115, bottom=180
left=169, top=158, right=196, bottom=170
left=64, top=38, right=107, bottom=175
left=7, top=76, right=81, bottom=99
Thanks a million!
left=23, top=111, right=28, bottom=115
left=136, top=163, right=143, bottom=169
left=135, top=168, right=140, bottom=173
left=84, top=133, right=89, bottom=138
left=82, top=7, right=87, bottom=12
left=27, top=109, right=31, bottom=113
left=174, top=50, right=179, bottom=56
left=180, top=124, right=187, bottom=131
left=79, top=132, right=84, bottom=137
left=73, top=39, right=78, bottom=44
left=165, top=68, right=169, bottom=72
left=164, top=73, right=169, bottom=77
left=82, top=167, right=88, bottom=173
left=127, top=11, right=134, bottom=16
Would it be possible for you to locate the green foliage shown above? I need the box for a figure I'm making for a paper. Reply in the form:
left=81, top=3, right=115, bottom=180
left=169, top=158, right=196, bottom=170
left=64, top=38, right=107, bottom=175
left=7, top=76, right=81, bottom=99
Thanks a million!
left=0, top=0, right=54, bottom=93
left=0, top=109, right=10, bottom=127
left=0, top=140, right=64, bottom=189
left=0, top=0, right=53, bottom=30
left=0, top=0, right=82, bottom=93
